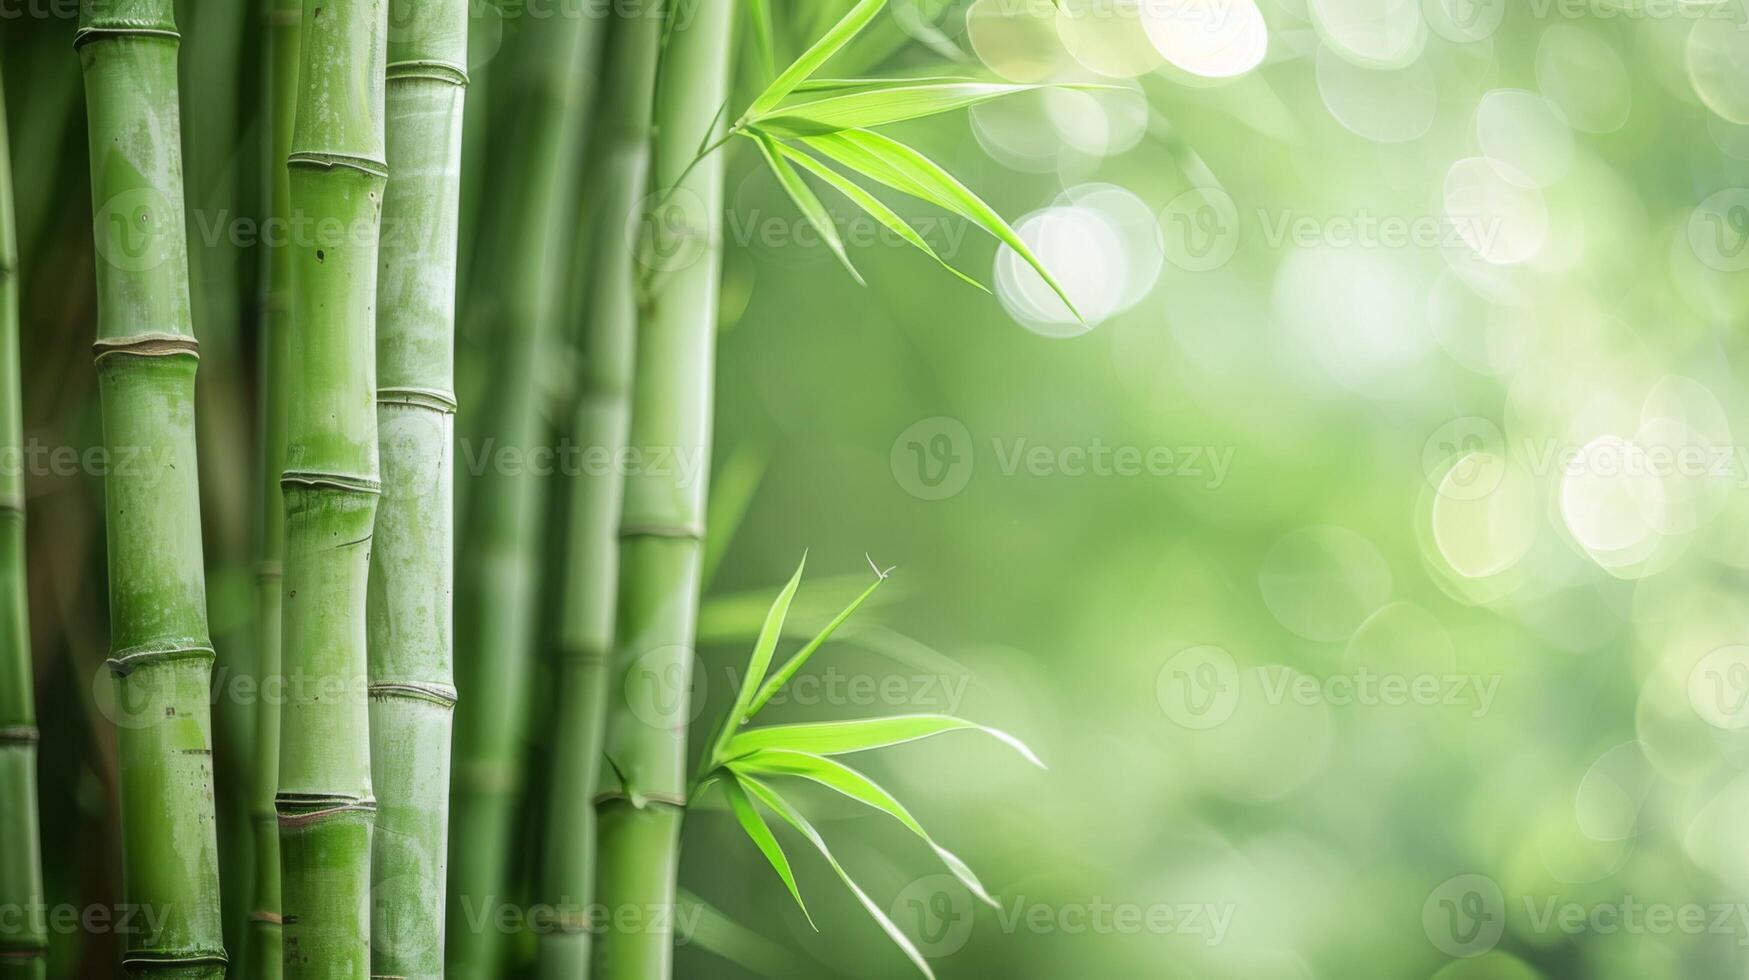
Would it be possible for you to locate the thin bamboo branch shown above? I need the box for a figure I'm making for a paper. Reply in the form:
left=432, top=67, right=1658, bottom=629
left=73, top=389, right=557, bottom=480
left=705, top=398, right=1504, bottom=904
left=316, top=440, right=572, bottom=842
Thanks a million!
left=593, top=0, right=736, bottom=976
left=444, top=12, right=602, bottom=977
left=0, top=58, right=47, bottom=980
left=247, top=0, right=301, bottom=974
left=532, top=8, right=663, bottom=978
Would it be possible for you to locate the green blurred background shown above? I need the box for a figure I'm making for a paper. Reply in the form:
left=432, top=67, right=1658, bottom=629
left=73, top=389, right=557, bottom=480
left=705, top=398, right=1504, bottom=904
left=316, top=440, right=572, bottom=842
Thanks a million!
left=12, top=0, right=1749, bottom=976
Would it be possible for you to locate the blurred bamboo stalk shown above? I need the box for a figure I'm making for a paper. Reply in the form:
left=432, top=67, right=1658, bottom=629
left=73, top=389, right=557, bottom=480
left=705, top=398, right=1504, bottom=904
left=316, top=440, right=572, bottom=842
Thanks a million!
left=593, top=0, right=735, bottom=975
left=0, top=62, right=47, bottom=980
left=366, top=0, right=467, bottom=974
left=274, top=0, right=386, bottom=973
left=178, top=2, right=261, bottom=966
left=445, top=9, right=601, bottom=975
left=247, top=0, right=300, bottom=974
left=75, top=0, right=227, bottom=974
left=532, top=8, right=663, bottom=978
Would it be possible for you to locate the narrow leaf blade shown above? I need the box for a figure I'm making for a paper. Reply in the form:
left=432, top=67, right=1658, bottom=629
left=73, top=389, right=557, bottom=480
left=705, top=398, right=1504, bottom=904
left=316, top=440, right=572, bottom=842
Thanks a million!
left=727, top=714, right=1046, bottom=768
left=732, top=553, right=809, bottom=724
left=747, top=570, right=887, bottom=721
left=746, top=0, right=777, bottom=84
left=757, top=82, right=1057, bottom=136
left=732, top=750, right=997, bottom=906
left=722, top=775, right=815, bottom=928
left=803, top=129, right=1081, bottom=319
left=750, top=131, right=865, bottom=285
left=739, top=775, right=937, bottom=980
left=772, top=143, right=986, bottom=292
left=749, top=0, right=889, bottom=116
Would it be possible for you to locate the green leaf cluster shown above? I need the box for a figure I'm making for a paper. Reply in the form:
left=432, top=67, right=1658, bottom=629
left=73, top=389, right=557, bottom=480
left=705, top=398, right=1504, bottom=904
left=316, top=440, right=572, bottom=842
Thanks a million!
left=694, top=554, right=1044, bottom=978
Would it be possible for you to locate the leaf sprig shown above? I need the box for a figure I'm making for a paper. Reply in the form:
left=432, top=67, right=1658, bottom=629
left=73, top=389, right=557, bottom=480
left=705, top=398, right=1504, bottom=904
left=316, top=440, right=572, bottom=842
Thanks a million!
left=723, top=0, right=1088, bottom=317
left=693, top=554, right=1045, bottom=979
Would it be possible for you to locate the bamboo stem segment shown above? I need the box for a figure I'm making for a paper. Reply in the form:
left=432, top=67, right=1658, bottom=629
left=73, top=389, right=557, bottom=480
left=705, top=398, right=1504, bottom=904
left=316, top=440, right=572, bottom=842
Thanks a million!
left=444, top=13, right=600, bottom=977
left=76, top=1, right=227, bottom=975
left=593, top=0, right=735, bottom=975
left=533, top=8, right=664, bottom=978
left=367, top=0, right=467, bottom=975
left=276, top=0, right=388, bottom=975
left=248, top=0, right=302, bottom=974
left=0, top=61, right=47, bottom=980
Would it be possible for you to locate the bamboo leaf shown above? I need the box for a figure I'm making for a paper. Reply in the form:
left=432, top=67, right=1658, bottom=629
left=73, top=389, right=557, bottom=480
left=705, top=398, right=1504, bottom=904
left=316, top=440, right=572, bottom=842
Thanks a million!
left=755, top=82, right=1062, bottom=136
left=771, top=141, right=985, bottom=291
left=722, top=774, right=816, bottom=929
left=746, top=0, right=777, bottom=84
left=746, top=567, right=888, bottom=721
left=727, top=714, right=1046, bottom=768
left=677, top=887, right=820, bottom=976
left=727, top=553, right=809, bottom=732
left=749, top=130, right=865, bottom=285
left=739, top=775, right=937, bottom=980
left=731, top=749, right=997, bottom=907
left=793, top=75, right=983, bottom=94
left=801, top=129, right=1081, bottom=319
left=749, top=0, right=888, bottom=116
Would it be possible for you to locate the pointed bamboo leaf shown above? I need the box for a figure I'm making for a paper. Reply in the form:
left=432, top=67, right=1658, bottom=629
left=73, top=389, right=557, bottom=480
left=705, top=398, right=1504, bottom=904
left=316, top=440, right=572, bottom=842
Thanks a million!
left=749, top=130, right=865, bottom=285
left=739, top=775, right=937, bottom=980
left=726, top=714, right=1046, bottom=768
left=793, top=76, right=982, bottom=94
left=677, top=887, right=821, bottom=976
left=755, top=82, right=1063, bottom=137
left=731, top=749, right=996, bottom=906
left=726, top=553, right=808, bottom=731
left=746, top=0, right=777, bottom=84
left=771, top=141, right=985, bottom=291
left=802, top=129, right=1081, bottom=318
left=722, top=774, right=816, bottom=928
left=746, top=569, right=888, bottom=721
left=749, top=0, right=888, bottom=116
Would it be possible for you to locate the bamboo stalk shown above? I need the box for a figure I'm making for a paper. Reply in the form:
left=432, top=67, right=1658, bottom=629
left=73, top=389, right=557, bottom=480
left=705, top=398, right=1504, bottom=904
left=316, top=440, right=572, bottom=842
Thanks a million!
left=444, top=14, right=600, bottom=978
left=593, top=1, right=735, bottom=976
left=366, top=0, right=467, bottom=975
left=179, top=2, right=260, bottom=966
left=247, top=0, right=301, bottom=974
left=275, top=0, right=387, bottom=974
left=75, top=0, right=227, bottom=975
left=533, top=8, right=663, bottom=978
left=0, top=63, right=47, bottom=980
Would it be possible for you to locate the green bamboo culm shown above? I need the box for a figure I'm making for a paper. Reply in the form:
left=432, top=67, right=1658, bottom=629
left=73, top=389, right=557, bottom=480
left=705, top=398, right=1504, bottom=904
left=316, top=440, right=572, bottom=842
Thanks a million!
left=367, top=0, right=467, bottom=974
left=444, top=13, right=601, bottom=977
left=593, top=1, right=734, bottom=976
left=0, top=65, right=47, bottom=980
left=275, top=0, right=387, bottom=974
left=75, top=1, right=229, bottom=975
left=247, top=0, right=302, bottom=974
left=533, top=7, right=664, bottom=978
